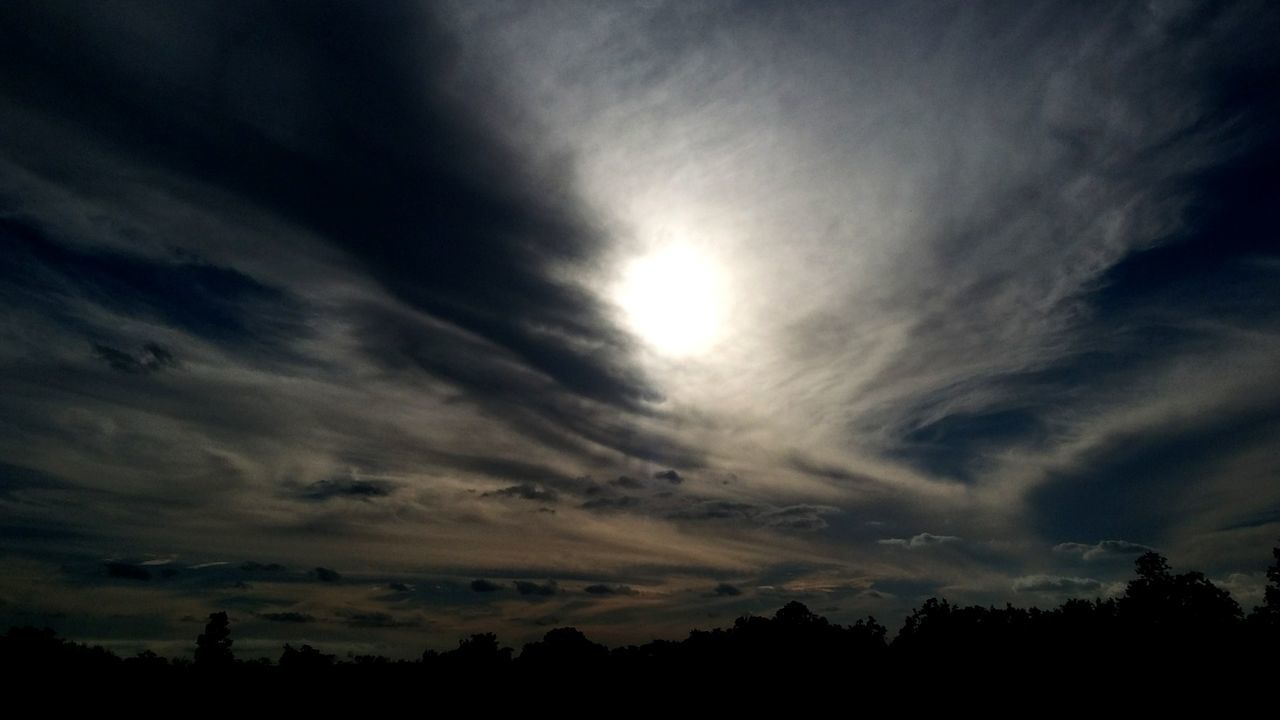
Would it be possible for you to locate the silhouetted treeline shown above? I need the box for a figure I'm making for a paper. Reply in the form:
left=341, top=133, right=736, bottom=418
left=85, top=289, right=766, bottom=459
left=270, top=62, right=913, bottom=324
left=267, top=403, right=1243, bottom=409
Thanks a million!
left=5, top=549, right=1279, bottom=694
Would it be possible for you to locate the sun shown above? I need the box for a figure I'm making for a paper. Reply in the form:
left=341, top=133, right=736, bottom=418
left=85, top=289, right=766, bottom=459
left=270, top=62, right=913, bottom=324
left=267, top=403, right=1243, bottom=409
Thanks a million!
left=615, top=244, right=727, bottom=358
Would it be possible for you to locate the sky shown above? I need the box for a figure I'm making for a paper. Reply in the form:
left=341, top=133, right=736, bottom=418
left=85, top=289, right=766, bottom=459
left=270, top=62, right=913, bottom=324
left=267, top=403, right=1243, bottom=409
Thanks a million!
left=1, top=0, right=1278, bottom=659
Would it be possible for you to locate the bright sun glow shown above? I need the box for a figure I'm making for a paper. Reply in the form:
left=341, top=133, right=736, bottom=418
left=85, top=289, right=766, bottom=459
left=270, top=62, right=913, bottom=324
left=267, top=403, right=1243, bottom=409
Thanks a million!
left=615, top=245, right=727, bottom=358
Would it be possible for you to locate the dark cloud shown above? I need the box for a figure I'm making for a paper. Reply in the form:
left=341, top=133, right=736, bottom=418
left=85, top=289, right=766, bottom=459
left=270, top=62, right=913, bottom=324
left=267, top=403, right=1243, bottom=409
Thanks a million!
left=0, top=463, right=72, bottom=500
left=387, top=582, right=413, bottom=593
left=878, top=533, right=960, bottom=549
left=514, top=580, right=558, bottom=596
left=258, top=612, right=315, bottom=623
left=654, top=470, right=683, bottom=484
left=359, top=304, right=702, bottom=470
left=610, top=476, right=645, bottom=490
left=583, top=584, right=635, bottom=596
left=470, top=579, right=503, bottom=593
left=92, top=342, right=178, bottom=374
left=483, top=483, right=559, bottom=503
left=1054, top=540, right=1154, bottom=561
left=580, top=496, right=640, bottom=512
left=297, top=478, right=397, bottom=502
left=711, top=583, right=741, bottom=597
left=105, top=562, right=151, bottom=581
left=786, top=455, right=880, bottom=485
left=240, top=562, right=286, bottom=573
left=668, top=501, right=838, bottom=532
left=669, top=501, right=758, bottom=521
left=1012, top=575, right=1104, bottom=594
left=0, top=0, right=655, bottom=408
left=0, top=218, right=307, bottom=348
left=756, top=505, right=840, bottom=532
left=335, top=609, right=419, bottom=628
left=311, top=567, right=341, bottom=583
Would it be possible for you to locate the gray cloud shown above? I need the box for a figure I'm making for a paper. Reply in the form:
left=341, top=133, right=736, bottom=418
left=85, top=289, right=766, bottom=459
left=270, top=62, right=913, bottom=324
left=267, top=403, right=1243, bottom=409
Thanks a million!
left=311, top=567, right=342, bottom=583
left=580, top=496, right=641, bottom=512
left=1012, top=575, right=1104, bottom=594
left=335, top=609, right=419, bottom=629
left=514, top=580, right=558, bottom=597
left=757, top=505, right=841, bottom=532
left=583, top=584, right=636, bottom=596
left=483, top=483, right=559, bottom=503
left=1053, top=540, right=1154, bottom=561
left=105, top=562, right=151, bottom=581
left=297, top=478, right=398, bottom=502
left=92, top=342, right=177, bottom=374
left=711, top=583, right=742, bottom=597
left=878, top=533, right=960, bottom=549
left=610, top=476, right=645, bottom=490
left=653, top=470, right=683, bottom=485
left=667, top=501, right=839, bottom=532
left=258, top=612, right=315, bottom=623
left=470, top=579, right=503, bottom=593
left=240, top=562, right=286, bottom=573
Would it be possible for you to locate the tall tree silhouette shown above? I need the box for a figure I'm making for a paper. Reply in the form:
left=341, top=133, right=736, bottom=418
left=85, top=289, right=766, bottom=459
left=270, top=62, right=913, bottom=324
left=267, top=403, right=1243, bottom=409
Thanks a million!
left=1250, top=542, right=1280, bottom=629
left=194, top=611, right=233, bottom=667
left=1263, top=544, right=1280, bottom=615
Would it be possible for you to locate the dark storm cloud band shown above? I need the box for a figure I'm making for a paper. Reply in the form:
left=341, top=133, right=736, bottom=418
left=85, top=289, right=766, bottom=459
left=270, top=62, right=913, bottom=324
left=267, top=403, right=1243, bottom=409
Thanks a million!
left=0, top=0, right=652, bottom=409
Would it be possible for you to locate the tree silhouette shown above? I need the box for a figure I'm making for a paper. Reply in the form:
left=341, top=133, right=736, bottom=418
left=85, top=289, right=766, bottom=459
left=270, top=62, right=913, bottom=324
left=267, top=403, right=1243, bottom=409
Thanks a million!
left=1248, top=542, right=1280, bottom=630
left=1120, top=551, right=1240, bottom=627
left=279, top=643, right=335, bottom=670
left=194, top=611, right=233, bottom=667
left=518, top=627, right=608, bottom=670
left=6, top=546, right=1280, bottom=686
left=1263, top=543, right=1280, bottom=615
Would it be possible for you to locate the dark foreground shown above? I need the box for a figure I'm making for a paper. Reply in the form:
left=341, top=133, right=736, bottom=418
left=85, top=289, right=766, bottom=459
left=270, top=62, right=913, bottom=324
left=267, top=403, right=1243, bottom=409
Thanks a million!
left=4, top=549, right=1279, bottom=700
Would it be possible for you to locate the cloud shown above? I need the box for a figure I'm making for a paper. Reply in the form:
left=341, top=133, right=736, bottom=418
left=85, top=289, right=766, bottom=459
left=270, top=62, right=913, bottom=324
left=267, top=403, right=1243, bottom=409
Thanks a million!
left=335, top=609, right=419, bottom=628
left=711, top=583, right=742, bottom=597
left=471, top=579, right=503, bottom=593
left=878, top=533, right=960, bottom=549
left=240, top=562, right=286, bottom=573
left=7, top=1, right=658, bottom=409
left=653, top=470, right=683, bottom=484
left=297, top=478, right=397, bottom=502
left=580, top=496, right=640, bottom=512
left=311, top=567, right=342, bottom=583
left=666, top=501, right=839, bottom=532
left=1, top=219, right=308, bottom=348
left=105, top=562, right=150, bottom=581
left=258, top=612, right=315, bottom=623
left=387, top=582, right=413, bottom=593
left=514, top=580, right=558, bottom=596
left=583, top=584, right=635, bottom=596
left=610, top=476, right=645, bottom=490
left=757, top=505, right=841, bottom=532
left=92, top=342, right=177, bottom=374
left=483, top=483, right=559, bottom=503
left=1053, top=540, right=1154, bottom=561
left=1012, top=575, right=1104, bottom=594
left=668, top=501, right=758, bottom=521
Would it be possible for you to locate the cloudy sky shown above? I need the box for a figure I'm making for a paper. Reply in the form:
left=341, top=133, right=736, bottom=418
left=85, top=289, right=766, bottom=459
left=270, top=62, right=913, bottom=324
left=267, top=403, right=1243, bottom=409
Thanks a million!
left=1, top=0, right=1278, bottom=658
